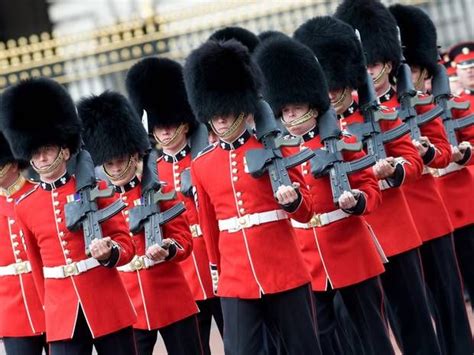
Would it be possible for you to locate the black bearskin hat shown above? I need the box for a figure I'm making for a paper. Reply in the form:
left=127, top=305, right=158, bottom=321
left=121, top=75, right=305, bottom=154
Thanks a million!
left=389, top=4, right=438, bottom=77
left=335, top=0, right=401, bottom=71
left=253, top=35, right=330, bottom=115
left=183, top=39, right=262, bottom=123
left=257, top=30, right=288, bottom=44
left=126, top=57, right=196, bottom=133
left=0, top=78, right=81, bottom=161
left=294, top=16, right=367, bottom=91
left=0, top=132, right=20, bottom=168
left=78, top=91, right=150, bottom=166
left=209, top=26, right=260, bottom=53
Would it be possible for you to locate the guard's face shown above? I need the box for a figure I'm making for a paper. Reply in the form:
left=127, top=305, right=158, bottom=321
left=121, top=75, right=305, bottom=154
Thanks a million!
left=153, top=124, right=188, bottom=152
left=30, top=145, right=70, bottom=181
left=457, top=65, right=474, bottom=89
left=210, top=114, right=238, bottom=135
left=31, top=145, right=61, bottom=169
left=329, top=88, right=350, bottom=115
left=103, top=154, right=138, bottom=187
left=281, top=103, right=316, bottom=136
left=367, top=62, right=392, bottom=95
left=410, top=65, right=427, bottom=91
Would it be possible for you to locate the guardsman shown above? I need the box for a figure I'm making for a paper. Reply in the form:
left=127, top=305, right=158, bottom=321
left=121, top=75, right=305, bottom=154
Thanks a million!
left=254, top=33, right=394, bottom=355
left=0, top=131, right=46, bottom=355
left=389, top=5, right=473, bottom=353
left=78, top=91, right=203, bottom=355
left=451, top=41, right=474, bottom=105
left=126, top=57, right=223, bottom=355
left=318, top=2, right=442, bottom=353
left=184, top=39, right=322, bottom=355
left=0, top=78, right=137, bottom=355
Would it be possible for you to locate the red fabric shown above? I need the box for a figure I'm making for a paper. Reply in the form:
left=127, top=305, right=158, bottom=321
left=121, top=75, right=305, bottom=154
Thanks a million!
left=158, top=154, right=215, bottom=301
left=15, top=178, right=136, bottom=341
left=293, top=134, right=385, bottom=291
left=340, top=102, right=424, bottom=257
left=436, top=95, right=474, bottom=228
left=191, top=136, right=313, bottom=299
left=403, top=99, right=454, bottom=241
left=0, top=181, right=45, bottom=337
left=117, top=184, right=198, bottom=330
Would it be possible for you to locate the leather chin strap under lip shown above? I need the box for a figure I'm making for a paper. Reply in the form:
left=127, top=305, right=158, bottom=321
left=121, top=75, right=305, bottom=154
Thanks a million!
left=103, top=155, right=135, bottom=182
left=331, top=88, right=349, bottom=108
left=373, top=63, right=388, bottom=85
left=154, top=123, right=186, bottom=148
left=30, top=148, right=65, bottom=175
left=210, top=112, right=246, bottom=139
left=281, top=108, right=316, bottom=129
left=0, top=163, right=12, bottom=179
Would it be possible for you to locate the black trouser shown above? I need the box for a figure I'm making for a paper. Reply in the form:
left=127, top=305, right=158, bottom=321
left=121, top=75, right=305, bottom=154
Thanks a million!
left=3, top=334, right=47, bottom=355
left=314, top=277, right=394, bottom=355
left=134, top=315, right=203, bottom=355
left=196, top=298, right=224, bottom=355
left=382, top=248, right=442, bottom=355
left=220, top=284, right=321, bottom=355
left=49, top=308, right=136, bottom=355
left=453, top=224, right=474, bottom=308
left=420, top=234, right=473, bottom=355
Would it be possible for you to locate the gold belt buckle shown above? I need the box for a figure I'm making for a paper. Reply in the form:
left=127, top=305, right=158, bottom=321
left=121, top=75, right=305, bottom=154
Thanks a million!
left=130, top=255, right=145, bottom=271
left=14, top=261, right=28, bottom=274
left=63, top=263, right=79, bottom=277
left=237, top=215, right=250, bottom=229
left=309, top=214, right=322, bottom=228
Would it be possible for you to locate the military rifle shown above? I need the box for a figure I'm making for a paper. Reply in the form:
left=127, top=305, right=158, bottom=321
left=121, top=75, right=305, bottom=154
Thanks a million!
left=64, top=149, right=126, bottom=256
left=128, top=149, right=186, bottom=249
left=311, top=108, right=377, bottom=204
left=431, top=63, right=474, bottom=146
left=245, top=99, right=314, bottom=195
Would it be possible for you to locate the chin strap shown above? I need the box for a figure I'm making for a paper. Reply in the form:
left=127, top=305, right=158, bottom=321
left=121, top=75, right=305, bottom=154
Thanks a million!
left=30, top=148, right=65, bottom=175
left=211, top=113, right=246, bottom=139
left=0, top=163, right=12, bottom=179
left=414, top=68, right=428, bottom=91
left=332, top=88, right=349, bottom=108
left=373, top=63, right=388, bottom=85
left=281, top=109, right=316, bottom=128
left=154, top=123, right=186, bottom=149
left=103, top=155, right=136, bottom=182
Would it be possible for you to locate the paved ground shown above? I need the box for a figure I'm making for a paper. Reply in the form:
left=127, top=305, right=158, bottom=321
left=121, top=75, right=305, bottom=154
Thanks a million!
left=1, top=304, right=472, bottom=354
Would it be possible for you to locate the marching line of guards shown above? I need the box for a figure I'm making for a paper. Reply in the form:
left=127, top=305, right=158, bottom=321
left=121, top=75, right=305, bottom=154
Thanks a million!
left=0, top=0, right=473, bottom=354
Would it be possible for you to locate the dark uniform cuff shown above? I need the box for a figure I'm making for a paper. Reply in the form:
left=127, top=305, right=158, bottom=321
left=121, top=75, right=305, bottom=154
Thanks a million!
left=386, top=163, right=405, bottom=188
left=164, top=243, right=178, bottom=261
left=99, top=244, right=120, bottom=268
left=456, top=147, right=471, bottom=165
left=422, top=145, right=436, bottom=165
left=280, top=188, right=302, bottom=213
left=342, top=193, right=366, bottom=216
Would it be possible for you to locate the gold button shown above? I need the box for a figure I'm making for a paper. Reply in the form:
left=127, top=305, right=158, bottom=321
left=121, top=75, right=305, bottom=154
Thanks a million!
left=16, top=258, right=22, bottom=263
left=6, top=198, right=13, bottom=203
left=124, top=210, right=129, bottom=215
left=122, top=196, right=128, bottom=201
left=303, top=170, right=308, bottom=175
left=232, top=161, right=237, bottom=166
left=9, top=220, right=14, bottom=225
left=66, top=258, right=72, bottom=264
left=12, top=241, right=19, bottom=247
left=10, top=234, right=17, bottom=239
left=54, top=201, right=59, bottom=206
left=129, top=232, right=133, bottom=237
left=232, top=168, right=238, bottom=174
left=126, top=217, right=130, bottom=222
left=56, top=218, right=62, bottom=223
left=231, top=153, right=236, bottom=159
left=53, top=192, right=58, bottom=198
left=238, top=200, right=243, bottom=206
left=62, top=241, right=68, bottom=246
left=59, top=231, right=65, bottom=237
left=174, top=172, right=180, bottom=178
left=239, top=208, right=245, bottom=214
left=124, top=202, right=129, bottom=207
left=64, top=249, right=70, bottom=255
left=55, top=209, right=61, bottom=215
left=233, top=177, right=238, bottom=182
left=173, top=165, right=179, bottom=170
left=176, top=187, right=181, bottom=192
left=239, top=217, right=247, bottom=225
left=14, top=250, right=20, bottom=255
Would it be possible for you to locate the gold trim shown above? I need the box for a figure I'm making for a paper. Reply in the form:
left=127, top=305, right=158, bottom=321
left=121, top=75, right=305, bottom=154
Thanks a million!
left=211, top=113, right=246, bottom=139
left=282, top=109, right=315, bottom=128
left=0, top=174, right=26, bottom=197
left=30, top=148, right=65, bottom=175
left=154, top=123, right=186, bottom=148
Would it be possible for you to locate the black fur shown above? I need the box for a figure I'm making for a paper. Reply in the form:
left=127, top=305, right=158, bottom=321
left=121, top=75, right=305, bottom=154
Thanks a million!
left=389, top=5, right=438, bottom=76
left=209, top=27, right=260, bottom=53
left=78, top=91, right=150, bottom=166
left=294, top=16, right=367, bottom=91
left=183, top=39, right=262, bottom=123
left=257, top=30, right=288, bottom=43
left=126, top=57, right=196, bottom=132
left=0, top=78, right=81, bottom=161
left=335, top=0, right=401, bottom=70
left=253, top=36, right=330, bottom=115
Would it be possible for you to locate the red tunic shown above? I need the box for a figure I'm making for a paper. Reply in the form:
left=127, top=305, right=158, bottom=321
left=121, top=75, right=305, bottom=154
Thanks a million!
left=340, top=96, right=424, bottom=257
left=0, top=179, right=45, bottom=337
left=191, top=133, right=313, bottom=299
left=15, top=177, right=137, bottom=342
left=402, top=98, right=454, bottom=241
left=117, top=181, right=198, bottom=330
left=435, top=95, right=474, bottom=228
left=293, top=129, right=385, bottom=291
left=157, top=147, right=215, bottom=301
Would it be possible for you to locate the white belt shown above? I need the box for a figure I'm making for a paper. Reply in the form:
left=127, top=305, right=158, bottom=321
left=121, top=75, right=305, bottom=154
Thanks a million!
left=190, top=224, right=203, bottom=238
left=0, top=261, right=32, bottom=276
left=291, top=209, right=350, bottom=229
left=43, top=258, right=100, bottom=279
left=436, top=162, right=464, bottom=177
left=218, top=209, right=288, bottom=233
left=117, top=255, right=163, bottom=273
